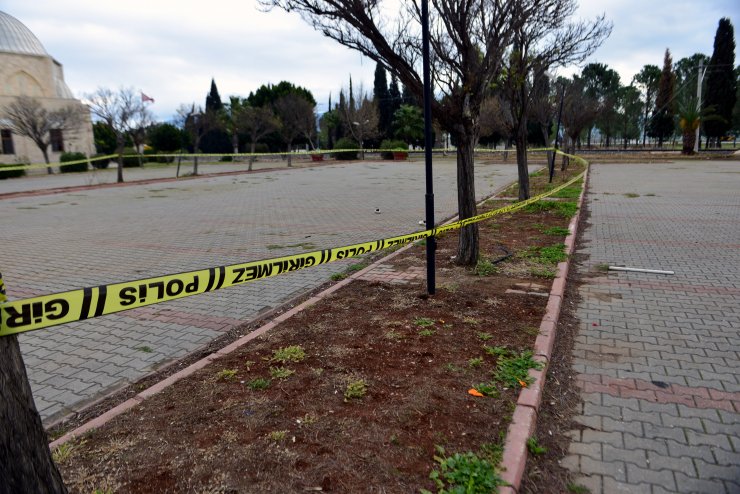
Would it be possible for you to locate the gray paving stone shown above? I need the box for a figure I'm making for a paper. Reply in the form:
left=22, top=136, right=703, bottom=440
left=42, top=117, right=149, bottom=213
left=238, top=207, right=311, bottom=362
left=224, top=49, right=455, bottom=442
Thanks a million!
left=5, top=159, right=532, bottom=424
left=563, top=162, right=740, bottom=493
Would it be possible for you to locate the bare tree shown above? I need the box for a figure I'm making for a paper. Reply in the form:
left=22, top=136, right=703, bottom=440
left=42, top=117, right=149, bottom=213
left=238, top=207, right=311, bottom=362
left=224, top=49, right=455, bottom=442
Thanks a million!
left=239, top=105, right=282, bottom=170
left=2, top=95, right=85, bottom=175
left=503, top=0, right=611, bottom=199
left=176, top=104, right=221, bottom=175
left=261, top=0, right=531, bottom=264
left=340, top=86, right=379, bottom=158
left=85, top=87, right=151, bottom=183
left=274, top=93, right=316, bottom=166
left=260, top=0, right=518, bottom=264
left=560, top=76, right=599, bottom=169
left=480, top=95, right=514, bottom=146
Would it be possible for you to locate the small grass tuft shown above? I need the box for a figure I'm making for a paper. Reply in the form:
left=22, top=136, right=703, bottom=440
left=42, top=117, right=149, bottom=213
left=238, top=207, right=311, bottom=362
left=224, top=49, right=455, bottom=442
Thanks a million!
left=474, top=258, right=498, bottom=276
left=482, top=345, right=510, bottom=358
left=385, top=330, right=404, bottom=341
left=418, top=328, right=436, bottom=337
left=531, top=266, right=557, bottom=279
left=414, top=317, right=435, bottom=327
left=271, top=345, right=306, bottom=363
left=472, top=383, right=500, bottom=397
left=463, top=317, right=480, bottom=325
left=269, top=366, right=295, bottom=379
left=135, top=345, right=154, bottom=353
left=567, top=483, right=592, bottom=494
left=330, top=272, right=347, bottom=281
left=344, top=379, right=367, bottom=401
left=247, top=378, right=271, bottom=390
left=468, top=357, right=484, bottom=368
left=216, top=369, right=238, bottom=381
left=624, top=193, right=640, bottom=198
left=526, top=436, right=547, bottom=455
left=542, top=226, right=570, bottom=236
left=476, top=332, right=493, bottom=341
left=52, top=442, right=75, bottom=463
left=268, top=430, right=288, bottom=442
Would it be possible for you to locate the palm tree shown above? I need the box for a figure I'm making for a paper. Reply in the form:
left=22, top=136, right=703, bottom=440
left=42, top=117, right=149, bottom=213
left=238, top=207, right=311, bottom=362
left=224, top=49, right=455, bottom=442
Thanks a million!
left=678, top=99, right=717, bottom=155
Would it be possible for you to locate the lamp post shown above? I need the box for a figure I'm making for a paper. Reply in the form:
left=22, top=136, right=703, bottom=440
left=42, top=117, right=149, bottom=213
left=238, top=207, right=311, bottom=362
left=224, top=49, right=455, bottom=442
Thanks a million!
left=421, top=0, right=435, bottom=295
left=549, top=82, right=564, bottom=183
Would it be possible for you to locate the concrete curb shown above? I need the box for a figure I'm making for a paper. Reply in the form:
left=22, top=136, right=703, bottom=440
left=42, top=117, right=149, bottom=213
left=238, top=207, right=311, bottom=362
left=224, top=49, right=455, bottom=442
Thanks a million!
left=499, top=166, right=590, bottom=492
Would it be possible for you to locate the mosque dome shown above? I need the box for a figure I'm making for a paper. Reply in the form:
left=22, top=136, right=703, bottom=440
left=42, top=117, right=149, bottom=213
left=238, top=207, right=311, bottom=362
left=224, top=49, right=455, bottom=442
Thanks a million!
left=0, top=10, right=48, bottom=56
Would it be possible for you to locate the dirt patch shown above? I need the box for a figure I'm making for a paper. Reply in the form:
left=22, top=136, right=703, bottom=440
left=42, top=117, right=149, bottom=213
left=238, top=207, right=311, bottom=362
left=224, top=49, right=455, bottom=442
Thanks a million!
left=54, top=165, right=584, bottom=493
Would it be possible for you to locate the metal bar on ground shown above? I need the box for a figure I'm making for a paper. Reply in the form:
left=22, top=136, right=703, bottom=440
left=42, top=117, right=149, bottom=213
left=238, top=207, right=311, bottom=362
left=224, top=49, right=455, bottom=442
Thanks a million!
left=608, top=266, right=675, bottom=275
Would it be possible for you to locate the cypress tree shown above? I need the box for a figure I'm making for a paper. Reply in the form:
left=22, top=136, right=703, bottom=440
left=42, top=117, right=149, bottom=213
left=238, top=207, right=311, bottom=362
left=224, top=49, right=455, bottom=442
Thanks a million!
left=648, top=49, right=676, bottom=147
left=205, top=78, right=223, bottom=112
left=703, top=18, right=736, bottom=146
left=374, top=62, right=392, bottom=139
left=389, top=74, right=402, bottom=117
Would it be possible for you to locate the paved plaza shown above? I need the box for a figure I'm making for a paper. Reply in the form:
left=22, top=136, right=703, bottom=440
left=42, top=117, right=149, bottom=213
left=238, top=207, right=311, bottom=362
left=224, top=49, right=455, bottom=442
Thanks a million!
left=0, top=158, right=531, bottom=424
left=565, top=161, right=740, bottom=493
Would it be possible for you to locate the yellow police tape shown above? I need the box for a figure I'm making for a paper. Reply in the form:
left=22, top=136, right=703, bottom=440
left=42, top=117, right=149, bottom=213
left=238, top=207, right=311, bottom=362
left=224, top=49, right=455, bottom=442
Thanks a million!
left=3, top=147, right=559, bottom=172
left=0, top=154, right=585, bottom=337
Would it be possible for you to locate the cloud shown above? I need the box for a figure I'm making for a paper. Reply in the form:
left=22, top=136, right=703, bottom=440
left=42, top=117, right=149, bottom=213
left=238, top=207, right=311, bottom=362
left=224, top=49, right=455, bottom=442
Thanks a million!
left=3, top=0, right=737, bottom=120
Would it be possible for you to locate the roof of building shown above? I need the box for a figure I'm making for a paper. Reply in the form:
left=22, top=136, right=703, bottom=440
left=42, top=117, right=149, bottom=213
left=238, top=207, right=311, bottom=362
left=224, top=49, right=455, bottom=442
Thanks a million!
left=0, top=11, right=48, bottom=56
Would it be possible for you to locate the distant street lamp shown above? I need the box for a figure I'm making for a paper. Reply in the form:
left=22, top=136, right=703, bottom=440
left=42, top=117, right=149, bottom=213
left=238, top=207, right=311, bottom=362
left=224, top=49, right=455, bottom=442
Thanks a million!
left=353, top=119, right=370, bottom=158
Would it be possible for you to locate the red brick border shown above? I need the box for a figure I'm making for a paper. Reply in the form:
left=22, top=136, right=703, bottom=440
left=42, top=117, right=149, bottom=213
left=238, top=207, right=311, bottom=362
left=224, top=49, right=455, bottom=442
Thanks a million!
left=499, top=166, right=589, bottom=491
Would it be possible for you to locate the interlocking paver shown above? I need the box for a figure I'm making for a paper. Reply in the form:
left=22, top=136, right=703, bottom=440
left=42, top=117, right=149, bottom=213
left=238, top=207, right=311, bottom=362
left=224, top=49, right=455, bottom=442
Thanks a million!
left=1, top=158, right=533, bottom=424
left=564, top=161, right=740, bottom=493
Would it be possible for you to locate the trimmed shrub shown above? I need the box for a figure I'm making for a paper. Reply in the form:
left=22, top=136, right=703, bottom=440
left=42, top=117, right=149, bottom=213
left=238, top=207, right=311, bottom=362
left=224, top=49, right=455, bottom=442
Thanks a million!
left=91, top=153, right=111, bottom=169
left=59, top=152, right=88, bottom=173
left=332, top=137, right=359, bottom=160
left=220, top=155, right=233, bottom=162
left=122, top=147, right=142, bottom=167
left=0, top=159, right=27, bottom=179
left=380, top=139, right=408, bottom=160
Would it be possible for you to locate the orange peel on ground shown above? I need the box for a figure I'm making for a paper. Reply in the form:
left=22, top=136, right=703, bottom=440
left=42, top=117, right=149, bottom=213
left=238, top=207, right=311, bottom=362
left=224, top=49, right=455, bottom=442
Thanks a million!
left=468, top=388, right=485, bottom=397
left=518, top=379, right=528, bottom=388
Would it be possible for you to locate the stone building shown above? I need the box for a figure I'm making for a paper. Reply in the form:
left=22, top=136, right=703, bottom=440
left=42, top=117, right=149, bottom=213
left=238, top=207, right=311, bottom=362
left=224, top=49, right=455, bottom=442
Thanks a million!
left=0, top=10, right=94, bottom=166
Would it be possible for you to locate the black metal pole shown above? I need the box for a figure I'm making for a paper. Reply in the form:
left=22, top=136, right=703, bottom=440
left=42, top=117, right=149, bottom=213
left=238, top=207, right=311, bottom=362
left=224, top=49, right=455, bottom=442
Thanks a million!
left=549, top=83, right=564, bottom=183
left=421, top=0, right=435, bottom=295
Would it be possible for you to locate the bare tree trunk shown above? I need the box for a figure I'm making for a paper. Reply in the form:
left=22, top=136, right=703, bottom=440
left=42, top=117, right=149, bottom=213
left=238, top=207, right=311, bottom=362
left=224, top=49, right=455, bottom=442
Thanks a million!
left=116, top=139, right=124, bottom=183
left=42, top=149, right=53, bottom=175
left=0, top=331, right=68, bottom=493
left=286, top=141, right=293, bottom=167
left=455, top=133, right=479, bottom=266
left=249, top=141, right=257, bottom=171
left=515, top=119, right=530, bottom=201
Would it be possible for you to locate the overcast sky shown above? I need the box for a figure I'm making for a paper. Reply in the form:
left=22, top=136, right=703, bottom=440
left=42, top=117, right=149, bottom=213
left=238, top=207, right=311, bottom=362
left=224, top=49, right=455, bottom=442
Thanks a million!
left=3, top=0, right=737, bottom=121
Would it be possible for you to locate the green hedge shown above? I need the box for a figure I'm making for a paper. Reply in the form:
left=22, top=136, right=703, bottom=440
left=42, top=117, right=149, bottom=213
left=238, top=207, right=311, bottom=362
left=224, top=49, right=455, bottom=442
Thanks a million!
left=332, top=137, right=359, bottom=160
left=0, top=161, right=26, bottom=180
left=59, top=152, right=88, bottom=173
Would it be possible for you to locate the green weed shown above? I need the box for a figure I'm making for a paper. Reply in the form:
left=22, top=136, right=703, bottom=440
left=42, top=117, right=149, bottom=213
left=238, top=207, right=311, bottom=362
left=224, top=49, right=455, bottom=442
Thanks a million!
left=472, top=383, right=500, bottom=397
left=567, top=483, right=592, bottom=493
left=537, top=244, right=567, bottom=264
left=418, top=328, right=436, bottom=337
left=52, top=442, right=75, bottom=463
left=624, top=193, right=640, bottom=198
left=476, top=332, right=493, bottom=341
left=331, top=272, right=347, bottom=281
left=542, top=226, right=570, bottom=236
left=526, top=436, right=547, bottom=455
left=422, top=446, right=504, bottom=494
left=495, top=351, right=543, bottom=388
left=247, top=378, right=271, bottom=390
left=344, top=379, right=367, bottom=401
left=135, top=345, right=154, bottom=353
left=474, top=258, right=498, bottom=276
left=468, top=357, right=484, bottom=368
left=414, top=317, right=435, bottom=327
left=524, top=200, right=578, bottom=218
left=463, top=317, right=480, bottom=325
left=268, top=430, right=288, bottom=442
left=531, top=267, right=557, bottom=278
left=551, top=186, right=582, bottom=199
left=483, top=345, right=510, bottom=358
left=271, top=345, right=306, bottom=364
left=216, top=369, right=238, bottom=381
left=269, top=366, right=295, bottom=379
